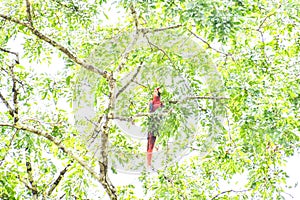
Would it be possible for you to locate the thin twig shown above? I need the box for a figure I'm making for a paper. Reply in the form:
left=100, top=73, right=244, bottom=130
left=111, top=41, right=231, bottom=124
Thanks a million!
left=258, top=5, right=281, bottom=30
left=145, top=35, right=174, bottom=66
left=168, top=96, right=229, bottom=104
left=116, top=62, right=143, bottom=99
left=116, top=5, right=140, bottom=72
left=110, top=109, right=174, bottom=122
left=151, top=24, right=182, bottom=32
left=47, top=163, right=72, bottom=196
left=87, top=114, right=106, bottom=149
left=0, top=65, right=25, bottom=89
left=141, top=24, right=182, bottom=34
left=188, top=30, right=230, bottom=56
left=132, top=80, right=147, bottom=88
left=110, top=95, right=227, bottom=122
left=281, top=191, right=294, bottom=199
left=0, top=47, right=19, bottom=57
left=0, top=92, right=14, bottom=116
left=211, top=188, right=252, bottom=200
left=256, top=6, right=280, bottom=65
left=0, top=129, right=19, bottom=166
left=115, top=34, right=139, bottom=72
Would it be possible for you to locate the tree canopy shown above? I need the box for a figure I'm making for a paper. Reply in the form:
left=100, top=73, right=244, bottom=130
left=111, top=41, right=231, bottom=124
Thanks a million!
left=0, top=0, right=299, bottom=199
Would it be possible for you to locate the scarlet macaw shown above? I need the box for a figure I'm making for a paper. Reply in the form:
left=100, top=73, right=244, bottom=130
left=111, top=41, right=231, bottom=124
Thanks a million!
left=147, top=87, right=163, bottom=167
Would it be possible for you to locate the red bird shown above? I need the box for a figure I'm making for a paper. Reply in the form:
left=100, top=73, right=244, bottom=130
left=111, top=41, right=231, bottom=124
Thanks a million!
left=147, top=87, right=163, bottom=167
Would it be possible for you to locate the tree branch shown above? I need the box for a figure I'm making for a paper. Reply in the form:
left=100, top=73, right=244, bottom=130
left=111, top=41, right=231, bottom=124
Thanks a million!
left=115, top=33, right=139, bottom=72
left=0, top=92, right=14, bottom=116
left=0, top=47, right=19, bottom=57
left=210, top=188, right=252, bottom=200
left=0, top=129, right=18, bottom=166
left=258, top=5, right=281, bottom=30
left=130, top=4, right=139, bottom=34
left=0, top=13, right=109, bottom=79
left=0, top=48, right=20, bottom=119
left=47, top=163, right=72, bottom=196
left=116, top=62, right=143, bottom=99
left=25, top=0, right=33, bottom=27
left=141, top=24, right=183, bottom=35
left=145, top=35, right=175, bottom=66
left=110, top=109, right=173, bottom=123
left=147, top=24, right=182, bottom=33
left=89, top=73, right=117, bottom=199
left=0, top=65, right=26, bottom=90
left=255, top=7, right=280, bottom=65
left=0, top=122, right=115, bottom=199
left=168, top=96, right=229, bottom=104
left=99, top=74, right=118, bottom=200
left=109, top=4, right=140, bottom=73
left=25, top=148, right=38, bottom=200
left=18, top=175, right=39, bottom=196
left=110, top=95, right=227, bottom=122
left=115, top=5, right=140, bottom=72
left=187, top=30, right=231, bottom=56
left=132, top=80, right=147, bottom=88
left=9, top=60, right=20, bottom=123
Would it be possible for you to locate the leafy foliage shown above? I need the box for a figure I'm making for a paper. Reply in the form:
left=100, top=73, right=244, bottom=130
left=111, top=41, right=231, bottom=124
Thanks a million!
left=0, top=0, right=299, bottom=199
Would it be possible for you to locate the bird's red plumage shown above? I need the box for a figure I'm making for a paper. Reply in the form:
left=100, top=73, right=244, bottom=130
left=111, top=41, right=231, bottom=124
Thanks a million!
left=147, top=87, right=163, bottom=167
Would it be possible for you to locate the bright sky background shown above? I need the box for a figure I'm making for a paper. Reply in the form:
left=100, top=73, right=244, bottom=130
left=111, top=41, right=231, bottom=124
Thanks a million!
left=2, top=3, right=299, bottom=199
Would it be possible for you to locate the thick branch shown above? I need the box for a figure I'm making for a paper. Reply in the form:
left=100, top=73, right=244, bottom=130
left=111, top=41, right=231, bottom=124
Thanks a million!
left=25, top=0, right=33, bottom=27
left=90, top=73, right=117, bottom=199
left=0, top=13, right=109, bottom=79
left=25, top=149, right=38, bottom=200
left=99, top=74, right=117, bottom=200
left=130, top=4, right=139, bottom=34
left=9, top=63, right=20, bottom=123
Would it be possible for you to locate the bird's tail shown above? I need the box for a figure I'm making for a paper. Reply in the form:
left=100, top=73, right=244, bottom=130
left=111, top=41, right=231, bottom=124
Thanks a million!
left=147, top=132, right=156, bottom=166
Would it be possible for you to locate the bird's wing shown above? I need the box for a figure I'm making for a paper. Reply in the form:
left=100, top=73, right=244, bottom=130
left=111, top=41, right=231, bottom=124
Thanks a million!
left=149, top=101, right=153, bottom=112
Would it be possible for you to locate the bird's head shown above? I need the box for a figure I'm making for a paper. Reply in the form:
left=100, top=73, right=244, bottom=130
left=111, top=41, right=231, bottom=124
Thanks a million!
left=153, top=87, right=161, bottom=97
